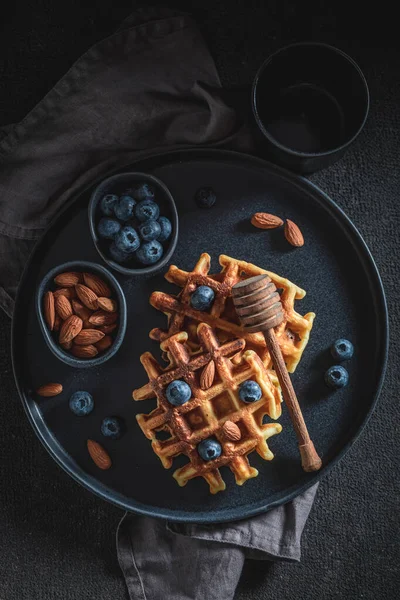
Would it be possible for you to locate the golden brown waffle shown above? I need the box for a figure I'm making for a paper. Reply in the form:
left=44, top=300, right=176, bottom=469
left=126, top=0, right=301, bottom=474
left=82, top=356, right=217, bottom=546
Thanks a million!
left=133, top=323, right=282, bottom=494
left=150, top=253, right=315, bottom=373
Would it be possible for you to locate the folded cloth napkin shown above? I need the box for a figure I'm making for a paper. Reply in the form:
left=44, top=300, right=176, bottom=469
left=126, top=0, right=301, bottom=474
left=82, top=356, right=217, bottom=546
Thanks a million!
left=0, top=7, right=318, bottom=599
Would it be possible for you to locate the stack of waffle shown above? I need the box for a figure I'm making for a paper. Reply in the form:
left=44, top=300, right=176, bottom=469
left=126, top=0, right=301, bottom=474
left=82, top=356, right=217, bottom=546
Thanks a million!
left=132, top=254, right=315, bottom=493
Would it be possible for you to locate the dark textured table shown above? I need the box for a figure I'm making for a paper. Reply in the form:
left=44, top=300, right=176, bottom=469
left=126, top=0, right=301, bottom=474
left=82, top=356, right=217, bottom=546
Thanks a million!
left=1, top=1, right=399, bottom=598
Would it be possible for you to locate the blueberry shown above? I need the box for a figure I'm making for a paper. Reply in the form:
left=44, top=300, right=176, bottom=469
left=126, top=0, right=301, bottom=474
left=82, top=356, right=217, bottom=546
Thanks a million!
left=139, top=219, right=162, bottom=241
left=197, top=439, right=222, bottom=461
left=130, top=182, right=155, bottom=202
left=100, top=194, right=119, bottom=216
left=330, top=339, right=354, bottom=361
left=136, top=240, right=163, bottom=265
left=109, top=242, right=131, bottom=263
left=135, top=200, right=160, bottom=222
left=239, top=380, right=262, bottom=403
left=166, top=380, right=192, bottom=406
left=69, top=391, right=94, bottom=416
left=114, top=195, right=136, bottom=221
left=190, top=286, right=215, bottom=311
left=97, top=217, right=121, bottom=239
left=115, top=225, right=140, bottom=253
left=157, top=216, right=172, bottom=242
left=195, top=187, right=217, bottom=209
left=324, top=365, right=349, bottom=389
left=101, top=416, right=124, bottom=439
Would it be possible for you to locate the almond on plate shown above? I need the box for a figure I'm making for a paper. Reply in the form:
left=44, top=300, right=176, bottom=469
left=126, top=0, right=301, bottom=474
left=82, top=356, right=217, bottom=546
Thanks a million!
left=284, top=219, right=304, bottom=247
left=87, top=439, right=112, bottom=470
left=75, top=284, right=99, bottom=310
left=251, top=212, right=283, bottom=229
left=83, top=273, right=111, bottom=298
left=36, top=383, right=63, bottom=397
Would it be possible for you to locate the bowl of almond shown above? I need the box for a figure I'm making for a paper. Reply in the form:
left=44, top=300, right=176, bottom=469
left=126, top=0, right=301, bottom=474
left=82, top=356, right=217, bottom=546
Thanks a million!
left=36, top=261, right=127, bottom=368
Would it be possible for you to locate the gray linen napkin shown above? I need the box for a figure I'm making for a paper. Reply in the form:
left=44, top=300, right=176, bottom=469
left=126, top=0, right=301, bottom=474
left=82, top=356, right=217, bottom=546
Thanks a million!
left=0, top=8, right=318, bottom=598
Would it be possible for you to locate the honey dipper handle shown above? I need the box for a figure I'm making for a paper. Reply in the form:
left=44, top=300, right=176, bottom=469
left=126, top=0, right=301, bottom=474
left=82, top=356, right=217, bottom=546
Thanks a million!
left=263, top=328, right=322, bottom=472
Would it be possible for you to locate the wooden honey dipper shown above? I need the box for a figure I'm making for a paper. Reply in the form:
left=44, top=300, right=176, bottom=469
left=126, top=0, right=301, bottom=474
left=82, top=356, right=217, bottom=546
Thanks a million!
left=232, top=274, right=322, bottom=472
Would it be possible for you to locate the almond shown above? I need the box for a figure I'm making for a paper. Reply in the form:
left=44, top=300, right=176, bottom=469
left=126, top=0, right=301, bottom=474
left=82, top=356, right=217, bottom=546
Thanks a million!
left=55, top=294, right=73, bottom=320
left=75, top=284, right=99, bottom=310
left=74, top=329, right=105, bottom=345
left=222, top=420, right=241, bottom=442
left=284, top=219, right=304, bottom=247
left=60, top=339, right=72, bottom=350
left=54, top=272, right=81, bottom=287
left=251, top=212, right=283, bottom=229
left=98, top=323, right=118, bottom=335
left=53, top=287, right=76, bottom=300
left=200, top=360, right=215, bottom=390
left=71, top=299, right=92, bottom=322
left=95, top=335, right=113, bottom=352
left=59, top=315, right=83, bottom=345
left=72, top=344, right=98, bottom=358
left=87, top=439, right=111, bottom=470
left=36, top=383, right=63, bottom=397
left=89, top=310, right=118, bottom=326
left=54, top=313, right=61, bottom=332
left=97, top=297, right=117, bottom=313
left=43, top=291, right=55, bottom=331
left=83, top=273, right=111, bottom=298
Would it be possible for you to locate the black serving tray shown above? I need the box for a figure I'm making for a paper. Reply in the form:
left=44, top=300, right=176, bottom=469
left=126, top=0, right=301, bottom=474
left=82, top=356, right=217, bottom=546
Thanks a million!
left=12, top=149, right=388, bottom=523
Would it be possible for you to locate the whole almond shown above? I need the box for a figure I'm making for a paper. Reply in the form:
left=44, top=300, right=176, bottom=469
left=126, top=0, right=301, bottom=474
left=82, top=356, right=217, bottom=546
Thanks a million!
left=200, top=360, right=215, bottom=390
left=75, top=284, right=99, bottom=310
left=251, top=212, right=283, bottom=229
left=95, top=335, right=113, bottom=352
left=54, top=313, right=61, bottom=332
left=53, top=287, right=76, bottom=300
left=60, top=339, right=72, bottom=350
left=59, top=315, right=83, bottom=345
left=89, top=310, right=118, bottom=326
left=97, top=297, right=117, bottom=313
left=54, top=272, right=81, bottom=287
left=83, top=273, right=111, bottom=298
left=55, top=294, right=73, bottom=320
left=87, top=439, right=111, bottom=470
left=71, top=299, right=92, bottom=322
left=98, top=323, right=118, bottom=335
left=284, top=219, right=304, bottom=247
left=74, top=329, right=105, bottom=345
left=222, top=420, right=241, bottom=441
left=72, top=344, right=98, bottom=358
left=43, top=291, right=55, bottom=331
left=36, top=383, right=63, bottom=397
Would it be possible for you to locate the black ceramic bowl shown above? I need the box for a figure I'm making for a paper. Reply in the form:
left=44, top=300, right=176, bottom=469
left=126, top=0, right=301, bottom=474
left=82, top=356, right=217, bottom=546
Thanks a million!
left=252, top=42, right=370, bottom=173
left=88, top=172, right=179, bottom=276
left=36, top=261, right=127, bottom=369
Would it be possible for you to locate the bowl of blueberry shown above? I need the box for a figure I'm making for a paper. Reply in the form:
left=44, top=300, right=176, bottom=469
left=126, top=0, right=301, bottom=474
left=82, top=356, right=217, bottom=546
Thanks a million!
left=89, top=172, right=178, bottom=275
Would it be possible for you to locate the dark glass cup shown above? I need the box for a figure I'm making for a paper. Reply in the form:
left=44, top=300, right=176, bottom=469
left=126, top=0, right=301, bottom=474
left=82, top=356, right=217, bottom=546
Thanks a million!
left=252, top=43, right=369, bottom=173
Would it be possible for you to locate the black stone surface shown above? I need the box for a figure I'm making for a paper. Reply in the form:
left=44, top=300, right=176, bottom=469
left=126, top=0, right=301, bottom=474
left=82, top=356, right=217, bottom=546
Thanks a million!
left=1, top=1, right=399, bottom=599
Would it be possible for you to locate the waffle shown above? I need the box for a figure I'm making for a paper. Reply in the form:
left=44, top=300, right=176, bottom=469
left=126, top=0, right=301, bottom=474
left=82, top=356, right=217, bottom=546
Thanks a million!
left=132, top=254, right=315, bottom=493
left=133, top=324, right=282, bottom=494
left=150, top=253, right=315, bottom=373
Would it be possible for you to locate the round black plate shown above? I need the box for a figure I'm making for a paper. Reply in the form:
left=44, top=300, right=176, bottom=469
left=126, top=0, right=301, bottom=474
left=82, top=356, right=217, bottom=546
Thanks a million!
left=12, top=149, right=388, bottom=523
